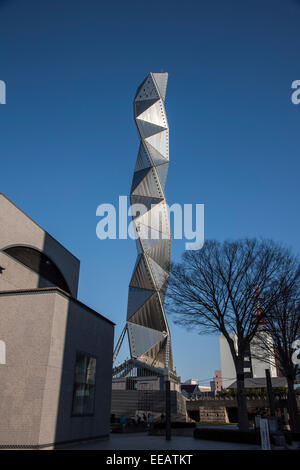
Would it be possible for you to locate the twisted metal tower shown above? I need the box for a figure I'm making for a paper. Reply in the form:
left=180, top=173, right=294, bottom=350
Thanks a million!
left=125, top=72, right=173, bottom=371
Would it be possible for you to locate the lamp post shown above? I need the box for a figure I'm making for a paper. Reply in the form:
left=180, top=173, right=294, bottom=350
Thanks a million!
left=165, top=369, right=171, bottom=441
left=164, top=336, right=171, bottom=441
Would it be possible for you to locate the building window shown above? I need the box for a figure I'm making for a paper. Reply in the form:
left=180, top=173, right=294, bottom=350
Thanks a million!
left=72, top=352, right=96, bottom=416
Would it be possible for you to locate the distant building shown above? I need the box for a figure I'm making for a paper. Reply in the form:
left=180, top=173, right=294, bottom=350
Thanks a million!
left=250, top=331, right=277, bottom=378
left=0, top=194, right=114, bottom=449
left=183, top=379, right=199, bottom=385
left=228, top=377, right=287, bottom=390
left=194, top=386, right=212, bottom=398
left=210, top=370, right=222, bottom=396
left=181, top=383, right=212, bottom=399
left=219, top=332, right=277, bottom=389
left=181, top=383, right=198, bottom=399
left=219, top=334, right=238, bottom=389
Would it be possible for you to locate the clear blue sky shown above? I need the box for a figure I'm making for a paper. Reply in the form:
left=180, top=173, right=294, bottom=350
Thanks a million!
left=1, top=0, right=299, bottom=383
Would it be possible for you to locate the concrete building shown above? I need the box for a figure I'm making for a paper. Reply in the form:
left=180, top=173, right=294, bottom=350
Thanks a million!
left=228, top=376, right=288, bottom=390
left=210, top=370, right=222, bottom=396
left=250, top=331, right=277, bottom=378
left=219, top=334, right=238, bottom=389
left=183, top=379, right=199, bottom=385
left=181, top=383, right=212, bottom=399
left=181, top=384, right=198, bottom=399
left=0, top=194, right=114, bottom=448
left=219, top=333, right=277, bottom=389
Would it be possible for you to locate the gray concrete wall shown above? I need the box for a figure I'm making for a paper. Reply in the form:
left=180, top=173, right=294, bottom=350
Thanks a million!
left=0, top=289, right=114, bottom=447
left=40, top=292, right=114, bottom=446
left=111, top=389, right=187, bottom=419
left=199, top=406, right=229, bottom=423
left=187, top=397, right=300, bottom=411
left=0, top=292, right=55, bottom=446
left=0, top=194, right=80, bottom=297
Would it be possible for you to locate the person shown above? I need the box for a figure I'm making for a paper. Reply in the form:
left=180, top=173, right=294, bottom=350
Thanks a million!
left=120, top=415, right=127, bottom=429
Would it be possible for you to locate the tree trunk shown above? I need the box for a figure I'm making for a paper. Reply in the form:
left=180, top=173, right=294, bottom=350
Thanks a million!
left=235, top=363, right=249, bottom=431
left=287, top=375, right=300, bottom=432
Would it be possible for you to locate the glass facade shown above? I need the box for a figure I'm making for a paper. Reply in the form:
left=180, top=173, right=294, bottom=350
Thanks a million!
left=72, top=352, right=96, bottom=416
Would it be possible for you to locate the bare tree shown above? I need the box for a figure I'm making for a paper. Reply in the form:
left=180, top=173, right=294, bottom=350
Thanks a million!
left=166, top=238, right=299, bottom=431
left=251, top=277, right=300, bottom=431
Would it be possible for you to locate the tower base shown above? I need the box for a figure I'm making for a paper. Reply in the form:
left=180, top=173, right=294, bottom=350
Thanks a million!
left=112, top=359, right=187, bottom=421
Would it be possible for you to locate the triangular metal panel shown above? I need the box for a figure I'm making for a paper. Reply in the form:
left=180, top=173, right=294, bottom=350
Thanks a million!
left=131, top=168, right=163, bottom=198
left=134, top=143, right=152, bottom=171
left=130, top=255, right=155, bottom=290
left=135, top=98, right=159, bottom=117
left=137, top=201, right=170, bottom=236
left=137, top=100, right=168, bottom=129
left=147, top=239, right=171, bottom=271
left=127, top=322, right=165, bottom=357
left=159, top=279, right=169, bottom=304
left=135, top=223, right=167, bottom=252
left=128, top=293, right=167, bottom=331
left=152, top=73, right=168, bottom=101
left=136, top=119, right=166, bottom=139
left=130, top=254, right=142, bottom=279
left=130, top=195, right=164, bottom=215
left=142, top=337, right=167, bottom=367
left=155, top=162, right=169, bottom=189
left=131, top=167, right=151, bottom=193
left=127, top=287, right=155, bottom=320
left=135, top=238, right=143, bottom=255
left=135, top=75, right=160, bottom=102
left=138, top=222, right=170, bottom=247
left=140, top=340, right=166, bottom=368
left=144, top=141, right=169, bottom=166
left=145, top=129, right=169, bottom=160
left=146, top=255, right=169, bottom=290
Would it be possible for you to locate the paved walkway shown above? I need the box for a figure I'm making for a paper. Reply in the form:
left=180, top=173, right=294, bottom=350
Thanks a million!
left=69, top=432, right=261, bottom=450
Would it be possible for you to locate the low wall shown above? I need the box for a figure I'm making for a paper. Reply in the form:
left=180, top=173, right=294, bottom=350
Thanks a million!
left=199, top=406, right=229, bottom=424
left=187, top=397, right=300, bottom=410
left=111, top=389, right=187, bottom=419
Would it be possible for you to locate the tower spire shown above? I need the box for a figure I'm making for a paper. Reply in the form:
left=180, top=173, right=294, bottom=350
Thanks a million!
left=126, top=72, right=174, bottom=371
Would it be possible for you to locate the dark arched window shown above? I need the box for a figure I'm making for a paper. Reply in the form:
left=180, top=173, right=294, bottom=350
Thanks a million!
left=3, top=246, right=71, bottom=294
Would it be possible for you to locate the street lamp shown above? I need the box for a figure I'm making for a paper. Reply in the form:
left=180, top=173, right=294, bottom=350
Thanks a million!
left=164, top=336, right=171, bottom=441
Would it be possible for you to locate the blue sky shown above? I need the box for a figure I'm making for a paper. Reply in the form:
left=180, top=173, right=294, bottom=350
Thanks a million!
left=0, top=0, right=299, bottom=383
